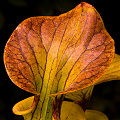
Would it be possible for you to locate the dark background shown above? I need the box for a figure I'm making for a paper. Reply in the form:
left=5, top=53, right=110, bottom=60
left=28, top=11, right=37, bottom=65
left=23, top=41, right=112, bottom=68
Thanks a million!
left=0, top=0, right=120, bottom=120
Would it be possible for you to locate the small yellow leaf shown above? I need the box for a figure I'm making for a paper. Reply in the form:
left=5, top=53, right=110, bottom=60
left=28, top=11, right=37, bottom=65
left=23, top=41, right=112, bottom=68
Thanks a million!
left=60, top=101, right=86, bottom=120
left=13, top=95, right=38, bottom=115
left=85, top=109, right=108, bottom=120
left=94, top=54, right=120, bottom=85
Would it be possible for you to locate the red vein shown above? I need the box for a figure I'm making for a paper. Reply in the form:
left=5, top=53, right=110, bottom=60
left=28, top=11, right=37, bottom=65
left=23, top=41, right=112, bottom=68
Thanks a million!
left=17, top=31, right=36, bottom=90
left=67, top=45, right=106, bottom=88
left=62, top=10, right=98, bottom=90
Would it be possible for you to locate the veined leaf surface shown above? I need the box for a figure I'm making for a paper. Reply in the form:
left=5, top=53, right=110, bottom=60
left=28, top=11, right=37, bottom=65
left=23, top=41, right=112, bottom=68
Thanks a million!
left=4, top=2, right=114, bottom=95
left=4, top=2, right=115, bottom=120
left=94, top=54, right=120, bottom=85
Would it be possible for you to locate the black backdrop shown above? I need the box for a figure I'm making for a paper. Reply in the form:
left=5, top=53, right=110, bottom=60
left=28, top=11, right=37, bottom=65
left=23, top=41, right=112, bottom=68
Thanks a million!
left=0, top=0, right=120, bottom=120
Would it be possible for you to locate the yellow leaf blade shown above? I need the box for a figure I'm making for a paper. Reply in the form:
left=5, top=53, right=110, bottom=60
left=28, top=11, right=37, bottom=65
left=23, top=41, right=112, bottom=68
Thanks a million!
left=60, top=101, right=87, bottom=120
left=85, top=110, right=109, bottom=120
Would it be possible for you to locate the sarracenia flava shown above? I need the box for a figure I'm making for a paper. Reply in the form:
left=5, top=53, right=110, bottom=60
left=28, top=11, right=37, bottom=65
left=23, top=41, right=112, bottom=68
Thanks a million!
left=4, top=2, right=120, bottom=120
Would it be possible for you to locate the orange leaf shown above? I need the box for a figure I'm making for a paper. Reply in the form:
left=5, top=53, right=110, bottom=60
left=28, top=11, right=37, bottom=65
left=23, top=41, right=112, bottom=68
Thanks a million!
left=4, top=2, right=115, bottom=120
left=4, top=2, right=114, bottom=96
